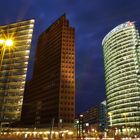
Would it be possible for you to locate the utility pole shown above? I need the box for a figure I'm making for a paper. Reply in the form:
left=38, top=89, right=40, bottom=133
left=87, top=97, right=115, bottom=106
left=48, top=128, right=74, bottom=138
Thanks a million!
left=50, top=118, right=55, bottom=140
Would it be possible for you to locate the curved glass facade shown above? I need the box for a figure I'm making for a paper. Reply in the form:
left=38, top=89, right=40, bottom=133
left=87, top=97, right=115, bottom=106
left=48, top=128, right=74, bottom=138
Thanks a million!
left=0, top=19, right=34, bottom=123
left=102, top=22, right=140, bottom=129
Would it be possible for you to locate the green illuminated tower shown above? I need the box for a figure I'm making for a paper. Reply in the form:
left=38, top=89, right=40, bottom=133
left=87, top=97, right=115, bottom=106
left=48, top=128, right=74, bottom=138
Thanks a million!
left=102, top=21, right=140, bottom=133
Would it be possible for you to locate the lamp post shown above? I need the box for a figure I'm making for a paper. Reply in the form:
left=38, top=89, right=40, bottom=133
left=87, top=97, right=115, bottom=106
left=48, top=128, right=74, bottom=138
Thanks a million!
left=0, top=38, right=14, bottom=133
left=79, top=114, right=84, bottom=139
left=108, top=112, right=113, bottom=137
left=76, top=119, right=79, bottom=138
left=0, top=38, right=14, bottom=69
left=85, top=123, right=89, bottom=137
left=49, top=118, right=55, bottom=140
left=122, top=113, right=128, bottom=136
left=76, top=115, right=84, bottom=139
left=108, top=112, right=113, bottom=127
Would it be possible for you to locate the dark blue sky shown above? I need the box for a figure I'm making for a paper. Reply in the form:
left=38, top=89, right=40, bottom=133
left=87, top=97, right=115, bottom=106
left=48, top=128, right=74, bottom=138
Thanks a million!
left=0, top=0, right=140, bottom=113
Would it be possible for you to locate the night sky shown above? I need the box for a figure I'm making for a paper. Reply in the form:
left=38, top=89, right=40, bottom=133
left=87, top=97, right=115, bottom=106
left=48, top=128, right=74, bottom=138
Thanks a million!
left=0, top=0, right=140, bottom=113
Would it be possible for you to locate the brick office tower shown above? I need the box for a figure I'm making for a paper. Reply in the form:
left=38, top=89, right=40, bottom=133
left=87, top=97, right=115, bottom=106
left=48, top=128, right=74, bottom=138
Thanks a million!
left=21, top=15, right=75, bottom=128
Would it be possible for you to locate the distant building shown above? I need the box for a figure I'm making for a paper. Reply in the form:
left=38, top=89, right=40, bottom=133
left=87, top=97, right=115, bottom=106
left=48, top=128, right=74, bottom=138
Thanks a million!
left=81, top=101, right=107, bottom=131
left=0, top=19, right=35, bottom=124
left=102, top=21, right=140, bottom=132
left=21, top=14, right=75, bottom=127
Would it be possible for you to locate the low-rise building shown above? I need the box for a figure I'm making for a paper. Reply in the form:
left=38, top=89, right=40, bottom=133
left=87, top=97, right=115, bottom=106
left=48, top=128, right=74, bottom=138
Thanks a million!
left=81, top=101, right=107, bottom=132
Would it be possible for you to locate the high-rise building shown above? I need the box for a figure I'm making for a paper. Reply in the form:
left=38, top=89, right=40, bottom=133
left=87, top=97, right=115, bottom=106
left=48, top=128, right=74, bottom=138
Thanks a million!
left=102, top=21, right=140, bottom=132
left=0, top=19, right=35, bottom=124
left=21, top=14, right=75, bottom=127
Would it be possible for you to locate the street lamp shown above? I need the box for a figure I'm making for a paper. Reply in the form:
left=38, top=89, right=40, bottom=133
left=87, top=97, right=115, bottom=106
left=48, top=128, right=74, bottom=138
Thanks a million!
left=5, top=39, right=14, bottom=47
left=0, top=38, right=14, bottom=133
left=76, top=120, right=79, bottom=138
left=0, top=39, right=4, bottom=44
left=108, top=112, right=113, bottom=127
left=77, top=114, right=84, bottom=139
left=0, top=38, right=14, bottom=69
left=0, top=38, right=14, bottom=47
left=80, top=114, right=84, bottom=138
left=85, top=123, right=89, bottom=136
left=122, top=113, right=128, bottom=136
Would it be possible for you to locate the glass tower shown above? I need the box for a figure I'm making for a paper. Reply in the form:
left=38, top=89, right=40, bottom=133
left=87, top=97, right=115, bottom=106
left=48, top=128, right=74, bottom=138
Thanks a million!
left=0, top=19, right=34, bottom=123
left=102, top=22, right=140, bottom=131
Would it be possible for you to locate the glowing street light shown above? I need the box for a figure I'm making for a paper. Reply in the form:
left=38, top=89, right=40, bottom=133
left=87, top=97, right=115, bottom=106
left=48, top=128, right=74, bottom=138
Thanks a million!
left=0, top=38, right=14, bottom=48
left=122, top=113, right=128, bottom=135
left=108, top=112, right=113, bottom=127
left=0, top=38, right=15, bottom=70
left=0, top=39, right=4, bottom=44
left=5, top=39, right=14, bottom=47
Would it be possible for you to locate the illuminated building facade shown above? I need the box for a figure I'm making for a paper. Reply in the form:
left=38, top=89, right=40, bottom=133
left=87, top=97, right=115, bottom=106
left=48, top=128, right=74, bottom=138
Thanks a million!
left=0, top=19, right=35, bottom=123
left=102, top=22, right=140, bottom=131
left=81, top=101, right=107, bottom=131
left=21, top=14, right=75, bottom=127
